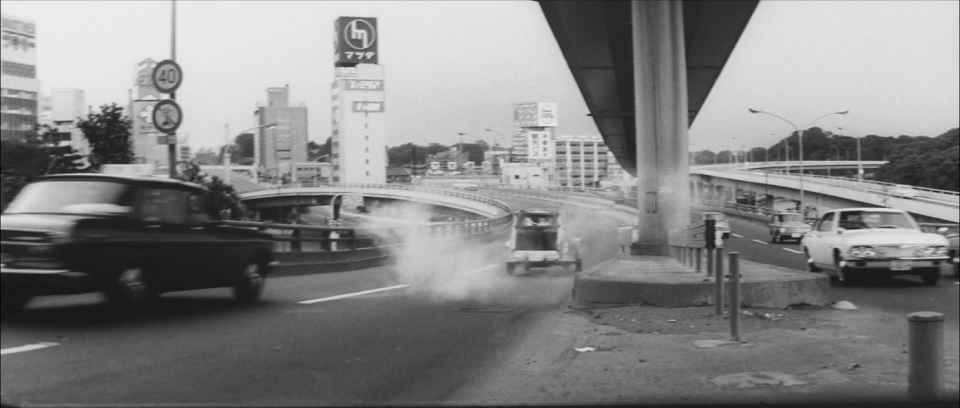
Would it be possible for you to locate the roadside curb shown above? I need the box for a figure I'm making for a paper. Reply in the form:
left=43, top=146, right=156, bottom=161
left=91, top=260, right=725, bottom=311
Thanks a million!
left=573, top=256, right=832, bottom=308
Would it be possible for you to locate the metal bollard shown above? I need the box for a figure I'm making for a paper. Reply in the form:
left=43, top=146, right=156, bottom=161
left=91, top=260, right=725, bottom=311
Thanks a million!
left=908, top=311, right=943, bottom=401
left=330, top=231, right=340, bottom=251
left=728, top=252, right=741, bottom=341
left=715, top=247, right=724, bottom=316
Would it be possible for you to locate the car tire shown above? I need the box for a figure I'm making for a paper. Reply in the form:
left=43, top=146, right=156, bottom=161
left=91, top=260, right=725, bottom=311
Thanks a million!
left=919, top=268, right=940, bottom=286
left=1, top=291, right=33, bottom=315
left=234, top=260, right=266, bottom=303
left=834, top=253, right=858, bottom=285
left=105, top=265, right=152, bottom=308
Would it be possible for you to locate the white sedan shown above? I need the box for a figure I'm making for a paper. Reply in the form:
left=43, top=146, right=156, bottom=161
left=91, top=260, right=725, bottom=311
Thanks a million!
left=801, top=208, right=950, bottom=285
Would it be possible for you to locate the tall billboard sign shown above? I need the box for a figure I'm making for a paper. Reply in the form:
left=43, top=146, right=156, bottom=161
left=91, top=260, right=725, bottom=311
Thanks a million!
left=527, top=130, right=553, bottom=160
left=334, top=17, right=378, bottom=66
left=513, top=102, right=558, bottom=128
left=1, top=14, right=37, bottom=67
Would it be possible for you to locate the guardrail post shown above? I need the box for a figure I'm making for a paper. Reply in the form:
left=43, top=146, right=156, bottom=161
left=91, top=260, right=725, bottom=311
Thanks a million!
left=715, top=247, right=724, bottom=316
left=695, top=248, right=702, bottom=272
left=908, top=311, right=943, bottom=401
left=728, top=252, right=741, bottom=342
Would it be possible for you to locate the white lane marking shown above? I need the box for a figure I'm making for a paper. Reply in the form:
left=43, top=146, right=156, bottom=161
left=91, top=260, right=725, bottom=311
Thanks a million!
left=299, top=284, right=411, bottom=305
left=1, top=342, right=59, bottom=355
left=732, top=234, right=744, bottom=238
left=752, top=239, right=769, bottom=245
left=783, top=248, right=803, bottom=254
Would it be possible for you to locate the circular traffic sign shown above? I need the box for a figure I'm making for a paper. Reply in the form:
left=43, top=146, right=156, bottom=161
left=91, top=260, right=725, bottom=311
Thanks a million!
left=152, top=59, right=183, bottom=94
left=152, top=100, right=183, bottom=134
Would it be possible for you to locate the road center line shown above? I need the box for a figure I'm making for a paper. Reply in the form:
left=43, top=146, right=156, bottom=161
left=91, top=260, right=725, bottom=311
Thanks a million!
left=732, top=234, right=744, bottom=238
left=299, top=284, right=411, bottom=305
left=1, top=342, right=59, bottom=355
left=783, top=248, right=803, bottom=254
left=752, top=239, right=769, bottom=245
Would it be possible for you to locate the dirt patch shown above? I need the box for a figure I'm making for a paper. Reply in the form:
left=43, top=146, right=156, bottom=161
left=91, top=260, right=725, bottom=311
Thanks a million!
left=578, top=304, right=826, bottom=335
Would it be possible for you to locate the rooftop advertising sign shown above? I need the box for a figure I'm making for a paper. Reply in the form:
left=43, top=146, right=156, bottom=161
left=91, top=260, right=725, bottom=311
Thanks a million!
left=334, top=17, right=378, bottom=66
left=344, top=79, right=383, bottom=91
left=1, top=14, right=37, bottom=65
left=352, top=101, right=384, bottom=112
left=513, top=102, right=558, bottom=128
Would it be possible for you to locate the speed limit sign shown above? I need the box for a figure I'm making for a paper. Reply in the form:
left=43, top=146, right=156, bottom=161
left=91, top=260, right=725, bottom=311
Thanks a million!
left=152, top=59, right=183, bottom=94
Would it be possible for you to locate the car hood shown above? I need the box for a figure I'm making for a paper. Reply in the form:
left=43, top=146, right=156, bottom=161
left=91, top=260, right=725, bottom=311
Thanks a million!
left=841, top=229, right=948, bottom=246
left=0, top=213, right=89, bottom=235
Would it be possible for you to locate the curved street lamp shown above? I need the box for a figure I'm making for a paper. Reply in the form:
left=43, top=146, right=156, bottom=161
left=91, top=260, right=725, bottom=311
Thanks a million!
left=748, top=109, right=848, bottom=211
left=225, top=122, right=276, bottom=184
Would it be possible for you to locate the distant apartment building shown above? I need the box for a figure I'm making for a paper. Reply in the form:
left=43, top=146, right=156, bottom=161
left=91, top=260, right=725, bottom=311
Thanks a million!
left=1, top=13, right=39, bottom=142
left=254, top=85, right=308, bottom=180
left=555, top=134, right=609, bottom=187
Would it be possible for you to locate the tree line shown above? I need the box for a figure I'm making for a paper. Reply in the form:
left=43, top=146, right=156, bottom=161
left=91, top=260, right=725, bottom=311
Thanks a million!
left=691, top=127, right=959, bottom=192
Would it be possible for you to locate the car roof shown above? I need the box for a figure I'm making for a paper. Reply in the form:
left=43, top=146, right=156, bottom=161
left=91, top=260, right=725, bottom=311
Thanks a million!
left=36, top=173, right=205, bottom=191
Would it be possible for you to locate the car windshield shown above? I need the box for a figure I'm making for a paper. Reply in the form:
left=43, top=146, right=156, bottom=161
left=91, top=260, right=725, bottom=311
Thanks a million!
left=4, top=180, right=134, bottom=215
left=779, top=214, right=804, bottom=223
left=837, top=210, right=917, bottom=230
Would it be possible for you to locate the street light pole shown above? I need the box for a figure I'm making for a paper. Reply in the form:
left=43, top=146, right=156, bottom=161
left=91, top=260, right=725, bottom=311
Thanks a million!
left=749, top=109, right=848, bottom=211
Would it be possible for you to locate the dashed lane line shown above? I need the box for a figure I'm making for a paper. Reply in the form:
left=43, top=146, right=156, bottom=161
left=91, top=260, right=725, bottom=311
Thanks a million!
left=732, top=234, right=744, bottom=239
left=752, top=239, right=769, bottom=245
left=299, top=284, right=411, bottom=304
left=783, top=248, right=803, bottom=254
left=1, top=342, right=59, bottom=355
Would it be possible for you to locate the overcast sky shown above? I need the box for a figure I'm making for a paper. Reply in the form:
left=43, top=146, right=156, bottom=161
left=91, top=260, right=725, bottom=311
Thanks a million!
left=3, top=0, right=958, bottom=153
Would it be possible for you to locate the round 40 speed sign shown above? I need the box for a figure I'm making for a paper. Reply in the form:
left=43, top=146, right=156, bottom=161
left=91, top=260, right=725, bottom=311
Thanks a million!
left=152, top=100, right=183, bottom=134
left=152, top=59, right=183, bottom=94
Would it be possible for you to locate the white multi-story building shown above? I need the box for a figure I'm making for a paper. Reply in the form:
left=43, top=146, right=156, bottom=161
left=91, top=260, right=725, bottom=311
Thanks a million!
left=39, top=88, right=89, bottom=155
left=330, top=64, right=386, bottom=184
left=1, top=13, right=39, bottom=142
left=554, top=134, right=609, bottom=188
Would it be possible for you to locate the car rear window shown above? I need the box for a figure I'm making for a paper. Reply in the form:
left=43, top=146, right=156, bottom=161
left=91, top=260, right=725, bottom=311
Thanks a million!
left=4, top=180, right=134, bottom=215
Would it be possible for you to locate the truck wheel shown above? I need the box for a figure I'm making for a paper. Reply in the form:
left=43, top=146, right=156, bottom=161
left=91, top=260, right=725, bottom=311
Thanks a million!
left=105, top=265, right=152, bottom=308
left=234, top=260, right=266, bottom=303
left=920, top=268, right=940, bottom=286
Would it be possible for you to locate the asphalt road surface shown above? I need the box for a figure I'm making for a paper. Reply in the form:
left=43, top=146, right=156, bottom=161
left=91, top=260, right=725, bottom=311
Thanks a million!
left=2, top=196, right=955, bottom=406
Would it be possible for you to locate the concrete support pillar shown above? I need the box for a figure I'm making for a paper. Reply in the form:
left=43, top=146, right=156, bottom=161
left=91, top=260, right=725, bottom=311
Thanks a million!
left=632, top=0, right=689, bottom=255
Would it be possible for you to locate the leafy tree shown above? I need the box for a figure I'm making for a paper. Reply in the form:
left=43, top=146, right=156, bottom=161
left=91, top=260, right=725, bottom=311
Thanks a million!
left=76, top=103, right=134, bottom=170
left=1, top=125, right=89, bottom=208
left=175, top=162, right=246, bottom=220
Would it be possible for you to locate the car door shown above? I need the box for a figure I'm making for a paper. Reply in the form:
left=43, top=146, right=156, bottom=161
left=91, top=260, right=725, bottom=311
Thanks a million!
left=181, top=190, right=247, bottom=285
left=805, top=212, right=836, bottom=266
left=137, top=187, right=202, bottom=290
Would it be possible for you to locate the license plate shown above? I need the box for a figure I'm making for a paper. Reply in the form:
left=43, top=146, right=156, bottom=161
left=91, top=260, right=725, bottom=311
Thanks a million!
left=791, top=234, right=801, bottom=238
left=890, top=260, right=913, bottom=271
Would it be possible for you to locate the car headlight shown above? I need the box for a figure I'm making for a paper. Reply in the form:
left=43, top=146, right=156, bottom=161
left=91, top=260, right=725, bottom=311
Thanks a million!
left=915, top=246, right=947, bottom=257
left=849, top=246, right=881, bottom=258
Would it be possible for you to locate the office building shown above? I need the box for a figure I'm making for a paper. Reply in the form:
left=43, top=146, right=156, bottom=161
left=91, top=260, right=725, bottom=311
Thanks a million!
left=38, top=88, right=89, bottom=154
left=1, top=13, right=39, bottom=142
left=254, top=85, right=309, bottom=180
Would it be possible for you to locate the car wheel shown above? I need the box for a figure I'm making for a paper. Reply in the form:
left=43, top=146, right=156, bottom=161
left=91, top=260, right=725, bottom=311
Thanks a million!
left=834, top=253, right=857, bottom=285
left=804, top=249, right=821, bottom=273
left=105, top=265, right=152, bottom=307
left=920, top=268, right=940, bottom=286
left=234, top=261, right=266, bottom=303
left=1, top=291, right=33, bottom=315
left=575, top=258, right=583, bottom=272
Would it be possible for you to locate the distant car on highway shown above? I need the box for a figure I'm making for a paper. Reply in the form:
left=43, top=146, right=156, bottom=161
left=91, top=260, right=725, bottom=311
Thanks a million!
left=768, top=212, right=811, bottom=243
left=1, top=174, right=276, bottom=313
left=702, top=212, right=730, bottom=239
left=801, top=207, right=949, bottom=285
left=891, top=184, right=919, bottom=199
left=452, top=182, right=479, bottom=191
